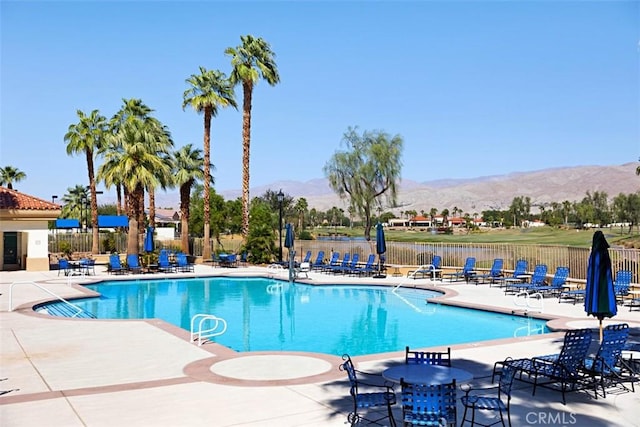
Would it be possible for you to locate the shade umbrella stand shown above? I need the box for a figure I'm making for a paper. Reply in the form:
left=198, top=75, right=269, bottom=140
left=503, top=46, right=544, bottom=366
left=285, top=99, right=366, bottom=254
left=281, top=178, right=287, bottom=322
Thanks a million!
left=144, top=226, right=155, bottom=253
left=373, top=223, right=387, bottom=279
left=284, top=223, right=295, bottom=282
left=584, top=231, right=617, bottom=342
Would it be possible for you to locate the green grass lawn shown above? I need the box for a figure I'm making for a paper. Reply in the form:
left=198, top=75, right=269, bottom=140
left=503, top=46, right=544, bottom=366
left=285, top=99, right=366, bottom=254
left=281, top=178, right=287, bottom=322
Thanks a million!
left=314, top=226, right=640, bottom=248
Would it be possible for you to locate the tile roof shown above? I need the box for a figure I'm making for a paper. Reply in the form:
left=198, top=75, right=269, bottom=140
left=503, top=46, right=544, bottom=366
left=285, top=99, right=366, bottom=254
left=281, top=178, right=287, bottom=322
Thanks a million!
left=0, top=187, right=60, bottom=211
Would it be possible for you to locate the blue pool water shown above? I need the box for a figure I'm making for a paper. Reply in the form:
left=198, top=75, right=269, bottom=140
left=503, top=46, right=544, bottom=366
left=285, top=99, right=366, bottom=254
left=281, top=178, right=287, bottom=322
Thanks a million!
left=39, top=277, right=549, bottom=356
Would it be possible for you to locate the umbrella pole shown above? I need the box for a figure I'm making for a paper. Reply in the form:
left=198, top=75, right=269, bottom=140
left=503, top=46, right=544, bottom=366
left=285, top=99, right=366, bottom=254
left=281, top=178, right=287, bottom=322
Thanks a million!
left=599, top=319, right=603, bottom=342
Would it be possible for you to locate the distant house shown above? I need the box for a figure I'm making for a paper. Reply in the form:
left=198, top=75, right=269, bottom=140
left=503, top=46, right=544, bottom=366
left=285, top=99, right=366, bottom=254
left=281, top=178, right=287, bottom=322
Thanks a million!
left=522, top=219, right=546, bottom=228
left=152, top=208, right=180, bottom=241
left=388, top=218, right=409, bottom=227
left=0, top=187, right=61, bottom=271
left=409, top=216, right=431, bottom=228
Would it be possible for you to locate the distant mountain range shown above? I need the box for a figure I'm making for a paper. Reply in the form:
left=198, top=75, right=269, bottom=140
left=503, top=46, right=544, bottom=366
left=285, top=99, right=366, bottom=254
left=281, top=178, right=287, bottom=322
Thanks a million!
left=151, top=163, right=639, bottom=214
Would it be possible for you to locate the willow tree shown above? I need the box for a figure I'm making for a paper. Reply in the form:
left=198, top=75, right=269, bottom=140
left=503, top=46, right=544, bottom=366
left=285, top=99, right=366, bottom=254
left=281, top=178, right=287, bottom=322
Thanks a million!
left=323, top=127, right=403, bottom=240
left=226, top=35, right=280, bottom=238
left=64, top=109, right=108, bottom=254
left=183, top=67, right=236, bottom=260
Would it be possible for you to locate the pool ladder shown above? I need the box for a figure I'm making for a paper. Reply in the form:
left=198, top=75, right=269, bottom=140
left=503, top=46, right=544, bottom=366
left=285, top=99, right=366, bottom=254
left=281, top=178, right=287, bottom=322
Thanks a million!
left=190, top=314, right=227, bottom=346
left=513, top=291, right=544, bottom=313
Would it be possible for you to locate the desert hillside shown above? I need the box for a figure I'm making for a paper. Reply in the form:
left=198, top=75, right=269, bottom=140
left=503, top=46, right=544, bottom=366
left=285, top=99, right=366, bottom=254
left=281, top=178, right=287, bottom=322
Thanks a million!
left=143, top=163, right=639, bottom=213
left=217, top=163, right=639, bottom=214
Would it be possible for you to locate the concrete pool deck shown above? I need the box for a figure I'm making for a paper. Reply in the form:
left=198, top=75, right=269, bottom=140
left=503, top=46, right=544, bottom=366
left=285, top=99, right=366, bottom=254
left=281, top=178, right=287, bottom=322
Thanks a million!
left=1, top=264, right=639, bottom=426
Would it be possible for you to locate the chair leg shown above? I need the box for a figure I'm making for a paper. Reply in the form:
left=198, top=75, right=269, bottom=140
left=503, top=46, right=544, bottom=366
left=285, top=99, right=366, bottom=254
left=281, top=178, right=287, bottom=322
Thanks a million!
left=461, top=406, right=469, bottom=426
left=387, top=402, right=396, bottom=427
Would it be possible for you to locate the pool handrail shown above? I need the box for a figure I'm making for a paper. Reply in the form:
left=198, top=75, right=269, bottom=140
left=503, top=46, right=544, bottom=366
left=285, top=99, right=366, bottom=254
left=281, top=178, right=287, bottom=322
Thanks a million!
left=9, top=280, right=90, bottom=317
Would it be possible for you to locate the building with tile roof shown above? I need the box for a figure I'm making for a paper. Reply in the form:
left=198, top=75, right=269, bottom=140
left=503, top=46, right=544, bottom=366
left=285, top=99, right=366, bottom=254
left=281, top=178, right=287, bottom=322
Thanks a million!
left=0, top=186, right=61, bottom=271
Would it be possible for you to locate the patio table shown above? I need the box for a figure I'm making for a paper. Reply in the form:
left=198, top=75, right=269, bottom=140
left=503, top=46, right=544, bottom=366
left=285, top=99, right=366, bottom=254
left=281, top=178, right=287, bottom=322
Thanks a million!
left=382, top=364, right=473, bottom=385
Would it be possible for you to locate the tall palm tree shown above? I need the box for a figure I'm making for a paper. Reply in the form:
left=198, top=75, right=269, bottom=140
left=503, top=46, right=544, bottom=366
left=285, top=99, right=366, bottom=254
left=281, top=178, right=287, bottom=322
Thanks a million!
left=108, top=98, right=173, bottom=228
left=102, top=99, right=154, bottom=216
left=100, top=119, right=171, bottom=255
left=64, top=109, right=108, bottom=254
left=183, top=67, right=236, bottom=260
left=172, top=144, right=206, bottom=254
left=0, top=166, right=27, bottom=189
left=226, top=35, right=280, bottom=238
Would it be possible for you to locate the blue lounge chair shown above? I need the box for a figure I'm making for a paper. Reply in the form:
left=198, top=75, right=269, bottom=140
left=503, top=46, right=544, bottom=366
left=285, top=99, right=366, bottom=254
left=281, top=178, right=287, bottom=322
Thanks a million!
left=176, top=252, right=194, bottom=272
left=528, top=328, right=593, bottom=404
left=326, top=253, right=350, bottom=274
left=408, top=255, right=442, bottom=280
left=126, top=254, right=143, bottom=274
left=530, top=266, right=570, bottom=297
left=504, top=264, right=548, bottom=294
left=332, top=253, right=359, bottom=275
left=158, top=250, right=175, bottom=273
left=321, top=252, right=342, bottom=273
left=582, top=323, right=635, bottom=399
left=351, top=254, right=376, bottom=276
left=443, top=257, right=476, bottom=282
left=400, top=378, right=456, bottom=427
left=301, top=250, right=311, bottom=264
left=339, top=354, right=397, bottom=427
left=473, top=258, right=504, bottom=285
left=310, top=251, right=325, bottom=271
left=614, top=270, right=632, bottom=304
left=492, top=259, right=528, bottom=288
left=107, top=254, right=127, bottom=275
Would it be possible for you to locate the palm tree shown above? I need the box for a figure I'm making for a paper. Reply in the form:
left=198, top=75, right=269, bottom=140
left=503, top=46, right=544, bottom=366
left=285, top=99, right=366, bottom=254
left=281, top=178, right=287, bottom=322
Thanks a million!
left=64, top=109, right=108, bottom=254
left=173, top=144, right=206, bottom=254
left=104, top=99, right=154, bottom=216
left=108, top=99, right=173, bottom=228
left=226, top=35, right=280, bottom=238
left=183, top=67, right=236, bottom=260
left=100, top=119, right=171, bottom=255
left=0, top=166, right=26, bottom=189
left=61, top=184, right=89, bottom=221
left=636, top=157, right=640, bottom=176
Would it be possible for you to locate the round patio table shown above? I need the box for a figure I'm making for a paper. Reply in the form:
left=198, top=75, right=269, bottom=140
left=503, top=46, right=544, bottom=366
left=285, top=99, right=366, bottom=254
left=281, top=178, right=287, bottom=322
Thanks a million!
left=382, top=364, right=473, bottom=385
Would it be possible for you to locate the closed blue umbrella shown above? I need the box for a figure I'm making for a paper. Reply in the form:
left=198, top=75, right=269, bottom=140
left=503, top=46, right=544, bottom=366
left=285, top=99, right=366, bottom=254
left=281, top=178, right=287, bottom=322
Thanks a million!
left=284, top=223, right=295, bottom=282
left=284, top=223, right=294, bottom=249
left=144, top=226, right=155, bottom=253
left=375, top=223, right=386, bottom=277
left=584, top=230, right=617, bottom=341
left=376, top=223, right=386, bottom=255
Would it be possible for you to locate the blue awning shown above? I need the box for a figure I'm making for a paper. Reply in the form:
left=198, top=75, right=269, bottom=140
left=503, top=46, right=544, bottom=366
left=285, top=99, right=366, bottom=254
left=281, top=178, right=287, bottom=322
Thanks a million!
left=97, top=215, right=129, bottom=228
left=55, top=219, right=80, bottom=229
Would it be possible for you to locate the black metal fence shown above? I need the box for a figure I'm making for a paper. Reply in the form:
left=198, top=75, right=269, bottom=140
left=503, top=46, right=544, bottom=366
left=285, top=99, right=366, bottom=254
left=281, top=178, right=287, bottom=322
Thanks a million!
left=48, top=233, right=639, bottom=281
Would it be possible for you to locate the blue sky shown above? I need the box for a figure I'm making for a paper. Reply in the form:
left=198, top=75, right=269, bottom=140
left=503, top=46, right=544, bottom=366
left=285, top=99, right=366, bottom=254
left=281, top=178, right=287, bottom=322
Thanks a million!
left=1, top=1, right=638, bottom=202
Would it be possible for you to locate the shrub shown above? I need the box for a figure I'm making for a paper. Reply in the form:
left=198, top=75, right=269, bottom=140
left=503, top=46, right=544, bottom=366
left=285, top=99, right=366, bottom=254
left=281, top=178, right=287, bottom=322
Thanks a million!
left=298, top=230, right=313, bottom=240
left=102, top=232, right=116, bottom=254
left=59, top=241, right=73, bottom=259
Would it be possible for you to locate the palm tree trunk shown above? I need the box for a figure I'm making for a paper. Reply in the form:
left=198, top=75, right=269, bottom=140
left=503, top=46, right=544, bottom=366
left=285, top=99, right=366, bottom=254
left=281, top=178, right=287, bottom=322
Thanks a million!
left=116, top=184, right=122, bottom=216
left=148, top=187, right=156, bottom=229
left=180, top=183, right=191, bottom=254
left=127, top=185, right=143, bottom=255
left=202, top=108, right=212, bottom=260
left=86, top=150, right=100, bottom=254
left=241, top=82, right=253, bottom=239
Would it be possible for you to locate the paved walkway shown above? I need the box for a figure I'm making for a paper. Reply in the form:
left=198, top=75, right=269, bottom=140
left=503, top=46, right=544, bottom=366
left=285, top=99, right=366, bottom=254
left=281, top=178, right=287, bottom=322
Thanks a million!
left=1, top=265, right=639, bottom=426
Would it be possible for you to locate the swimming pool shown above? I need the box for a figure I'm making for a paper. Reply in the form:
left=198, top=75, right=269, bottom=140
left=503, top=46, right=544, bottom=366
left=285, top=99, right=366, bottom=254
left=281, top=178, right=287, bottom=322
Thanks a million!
left=38, top=277, right=549, bottom=356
